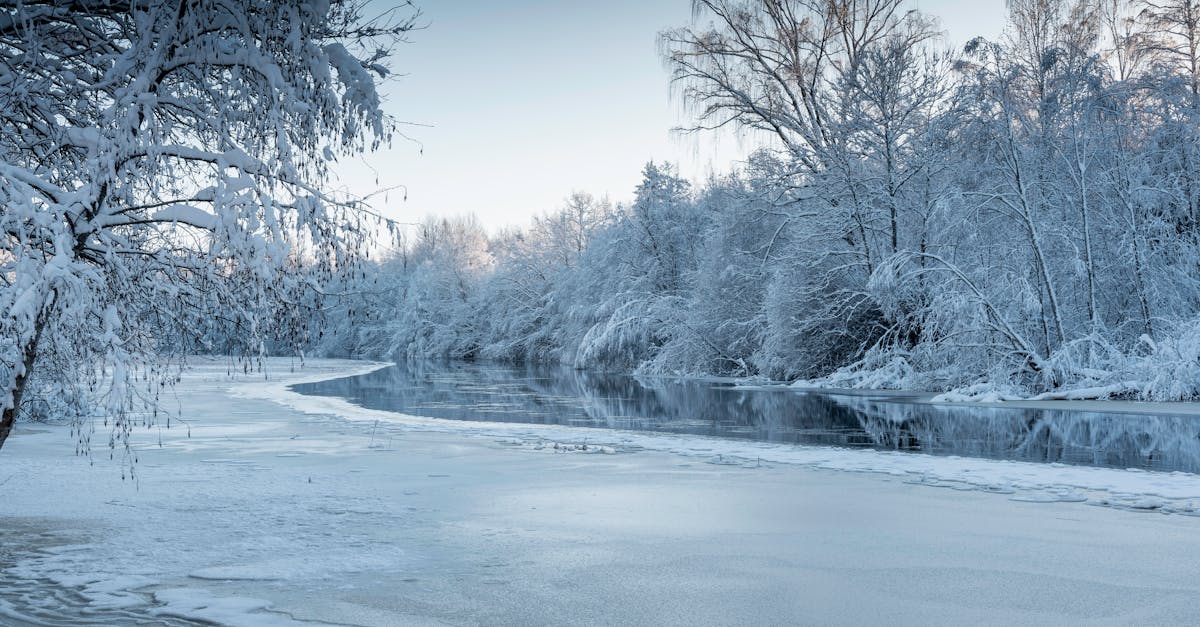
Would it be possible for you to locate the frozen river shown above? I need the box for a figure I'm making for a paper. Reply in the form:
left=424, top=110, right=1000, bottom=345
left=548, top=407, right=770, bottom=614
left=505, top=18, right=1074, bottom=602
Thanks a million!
left=294, top=360, right=1200, bottom=474
left=6, top=358, right=1200, bottom=625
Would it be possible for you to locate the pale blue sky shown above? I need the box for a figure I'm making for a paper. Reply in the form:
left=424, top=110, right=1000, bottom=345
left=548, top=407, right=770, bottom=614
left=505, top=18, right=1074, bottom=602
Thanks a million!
left=335, top=1, right=1008, bottom=232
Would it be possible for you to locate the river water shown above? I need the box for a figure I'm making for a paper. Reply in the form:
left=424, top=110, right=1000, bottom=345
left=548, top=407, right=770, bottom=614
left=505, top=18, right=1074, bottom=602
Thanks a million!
left=292, top=361, right=1200, bottom=474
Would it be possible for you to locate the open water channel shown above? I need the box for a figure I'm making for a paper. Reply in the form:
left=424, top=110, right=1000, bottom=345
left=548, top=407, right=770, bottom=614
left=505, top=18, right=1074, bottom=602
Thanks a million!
left=293, top=360, right=1200, bottom=474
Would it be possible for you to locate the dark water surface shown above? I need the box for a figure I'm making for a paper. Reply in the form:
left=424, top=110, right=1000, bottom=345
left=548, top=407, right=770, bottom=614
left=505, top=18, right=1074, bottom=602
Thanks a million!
left=292, top=361, right=1200, bottom=474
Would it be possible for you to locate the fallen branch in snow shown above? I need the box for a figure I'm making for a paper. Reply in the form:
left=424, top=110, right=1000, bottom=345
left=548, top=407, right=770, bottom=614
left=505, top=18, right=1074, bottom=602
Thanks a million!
left=931, top=390, right=1023, bottom=403
left=1027, top=381, right=1141, bottom=401
left=933, top=380, right=1142, bottom=403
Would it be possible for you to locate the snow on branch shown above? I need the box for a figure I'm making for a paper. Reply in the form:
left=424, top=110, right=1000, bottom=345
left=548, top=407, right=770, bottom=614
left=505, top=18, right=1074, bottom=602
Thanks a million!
left=0, top=0, right=419, bottom=458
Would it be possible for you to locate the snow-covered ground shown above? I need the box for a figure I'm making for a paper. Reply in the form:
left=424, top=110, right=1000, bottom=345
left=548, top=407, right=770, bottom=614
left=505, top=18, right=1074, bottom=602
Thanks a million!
left=5, top=358, right=1200, bottom=625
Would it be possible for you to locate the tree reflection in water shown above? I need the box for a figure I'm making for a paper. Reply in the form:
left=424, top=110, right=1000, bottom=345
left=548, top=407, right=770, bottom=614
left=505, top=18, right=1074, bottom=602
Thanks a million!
left=293, top=361, right=1200, bottom=473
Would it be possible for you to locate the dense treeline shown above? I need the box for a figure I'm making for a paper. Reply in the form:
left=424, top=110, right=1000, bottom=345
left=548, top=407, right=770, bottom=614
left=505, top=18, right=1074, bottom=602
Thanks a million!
left=310, top=0, right=1200, bottom=399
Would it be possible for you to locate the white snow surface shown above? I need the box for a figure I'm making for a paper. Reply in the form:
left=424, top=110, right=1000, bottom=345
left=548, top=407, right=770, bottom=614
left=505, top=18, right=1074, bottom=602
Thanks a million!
left=4, top=357, right=1200, bottom=625
left=151, top=205, right=219, bottom=230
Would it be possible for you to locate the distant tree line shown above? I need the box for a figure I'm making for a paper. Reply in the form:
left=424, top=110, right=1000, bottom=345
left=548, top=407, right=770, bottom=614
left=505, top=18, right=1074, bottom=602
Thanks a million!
left=307, top=0, right=1200, bottom=399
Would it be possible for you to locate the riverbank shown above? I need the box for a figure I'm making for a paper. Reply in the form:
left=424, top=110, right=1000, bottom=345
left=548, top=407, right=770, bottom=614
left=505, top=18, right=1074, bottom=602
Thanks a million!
left=779, top=381, right=1200, bottom=417
left=4, top=357, right=1200, bottom=625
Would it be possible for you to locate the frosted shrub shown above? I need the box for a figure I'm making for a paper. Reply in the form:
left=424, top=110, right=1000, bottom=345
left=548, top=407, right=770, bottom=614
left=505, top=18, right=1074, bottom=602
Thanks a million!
left=1137, top=323, right=1200, bottom=401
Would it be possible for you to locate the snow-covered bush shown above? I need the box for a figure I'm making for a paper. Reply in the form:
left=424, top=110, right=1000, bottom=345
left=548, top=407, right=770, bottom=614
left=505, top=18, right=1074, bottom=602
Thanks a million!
left=1134, top=324, right=1200, bottom=401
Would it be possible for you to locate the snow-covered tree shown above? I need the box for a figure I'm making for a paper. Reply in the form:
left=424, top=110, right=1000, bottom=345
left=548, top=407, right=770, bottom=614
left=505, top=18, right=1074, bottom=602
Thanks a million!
left=302, top=0, right=1200, bottom=401
left=1140, top=0, right=1200, bottom=100
left=0, top=0, right=417, bottom=453
left=349, top=216, right=492, bottom=361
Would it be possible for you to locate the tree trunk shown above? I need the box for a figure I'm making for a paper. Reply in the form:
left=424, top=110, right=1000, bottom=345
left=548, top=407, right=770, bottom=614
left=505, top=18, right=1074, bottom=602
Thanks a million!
left=0, top=303, right=50, bottom=451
